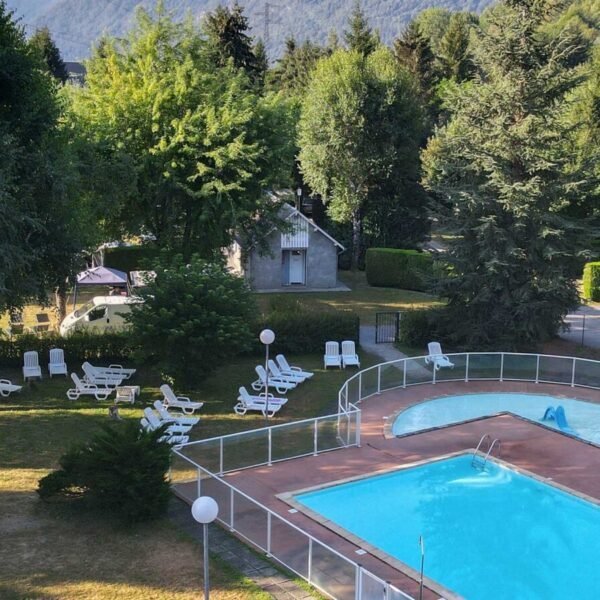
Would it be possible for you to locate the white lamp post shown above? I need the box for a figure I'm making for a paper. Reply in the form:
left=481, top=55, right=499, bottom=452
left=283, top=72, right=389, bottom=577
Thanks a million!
left=191, top=496, right=219, bottom=600
left=296, top=187, right=302, bottom=210
left=259, top=328, right=275, bottom=424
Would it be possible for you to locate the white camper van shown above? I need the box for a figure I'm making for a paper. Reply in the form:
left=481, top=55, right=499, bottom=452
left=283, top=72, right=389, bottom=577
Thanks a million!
left=59, top=296, right=143, bottom=336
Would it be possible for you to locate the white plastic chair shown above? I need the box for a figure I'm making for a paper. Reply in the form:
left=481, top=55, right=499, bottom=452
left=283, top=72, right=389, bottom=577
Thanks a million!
left=234, top=386, right=286, bottom=417
left=276, top=355, right=314, bottom=380
left=341, top=340, right=360, bottom=369
left=23, top=351, right=42, bottom=381
left=251, top=365, right=296, bottom=394
left=324, top=342, right=341, bottom=369
left=425, top=342, right=455, bottom=371
left=160, top=384, right=204, bottom=415
left=152, top=400, right=199, bottom=427
left=0, top=379, right=22, bottom=397
left=66, top=373, right=114, bottom=400
left=48, top=349, right=68, bottom=378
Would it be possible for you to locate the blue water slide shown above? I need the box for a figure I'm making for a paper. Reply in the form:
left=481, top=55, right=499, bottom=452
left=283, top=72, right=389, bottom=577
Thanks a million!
left=542, top=405, right=576, bottom=436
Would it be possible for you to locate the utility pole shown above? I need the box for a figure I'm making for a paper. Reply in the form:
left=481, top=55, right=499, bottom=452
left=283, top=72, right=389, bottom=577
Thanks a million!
left=257, top=2, right=282, bottom=50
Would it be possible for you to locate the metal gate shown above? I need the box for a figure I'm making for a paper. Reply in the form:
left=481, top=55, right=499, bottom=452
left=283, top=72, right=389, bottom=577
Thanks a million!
left=375, top=311, right=401, bottom=343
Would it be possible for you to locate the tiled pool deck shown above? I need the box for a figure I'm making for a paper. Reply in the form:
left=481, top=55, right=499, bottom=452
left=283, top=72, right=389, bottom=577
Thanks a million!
left=176, top=381, right=600, bottom=599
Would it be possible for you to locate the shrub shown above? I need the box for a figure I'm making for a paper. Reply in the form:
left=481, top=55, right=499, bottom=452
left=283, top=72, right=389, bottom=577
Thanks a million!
left=583, top=262, right=600, bottom=301
left=398, top=307, right=446, bottom=349
left=127, top=254, right=256, bottom=385
left=258, top=310, right=359, bottom=354
left=38, top=422, right=172, bottom=523
left=366, top=248, right=433, bottom=291
left=0, top=332, right=136, bottom=367
left=102, top=245, right=161, bottom=273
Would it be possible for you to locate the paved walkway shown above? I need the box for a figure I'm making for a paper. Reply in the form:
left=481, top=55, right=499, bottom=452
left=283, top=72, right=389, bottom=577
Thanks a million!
left=169, top=497, right=317, bottom=599
left=359, top=324, right=407, bottom=363
left=561, top=304, right=600, bottom=349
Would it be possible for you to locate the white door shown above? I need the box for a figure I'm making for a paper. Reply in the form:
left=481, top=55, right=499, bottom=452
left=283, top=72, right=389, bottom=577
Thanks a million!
left=289, top=251, right=305, bottom=284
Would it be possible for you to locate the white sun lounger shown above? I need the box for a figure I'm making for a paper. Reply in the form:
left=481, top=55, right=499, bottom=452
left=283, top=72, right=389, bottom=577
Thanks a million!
left=0, top=379, right=22, bottom=397
left=276, top=355, right=314, bottom=381
left=90, top=363, right=136, bottom=379
left=140, top=418, right=189, bottom=445
left=341, top=340, right=360, bottom=369
left=82, top=362, right=124, bottom=387
left=23, top=351, right=42, bottom=381
left=67, top=373, right=114, bottom=400
left=251, top=365, right=296, bottom=394
left=268, top=359, right=305, bottom=384
left=48, top=348, right=68, bottom=378
left=425, top=342, right=455, bottom=371
left=143, top=407, right=194, bottom=434
left=324, top=341, right=342, bottom=369
left=152, top=400, right=199, bottom=427
left=160, top=384, right=204, bottom=415
left=234, top=386, right=286, bottom=417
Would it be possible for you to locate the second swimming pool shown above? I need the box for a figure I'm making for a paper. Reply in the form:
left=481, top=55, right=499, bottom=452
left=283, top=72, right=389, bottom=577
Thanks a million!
left=392, top=392, right=600, bottom=443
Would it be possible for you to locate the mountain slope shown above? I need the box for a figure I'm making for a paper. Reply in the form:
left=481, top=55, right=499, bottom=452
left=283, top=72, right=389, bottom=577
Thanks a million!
left=7, top=0, right=495, bottom=61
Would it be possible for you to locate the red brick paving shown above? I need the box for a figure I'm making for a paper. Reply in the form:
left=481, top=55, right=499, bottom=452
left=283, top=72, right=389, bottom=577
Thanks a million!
left=177, top=381, right=600, bottom=599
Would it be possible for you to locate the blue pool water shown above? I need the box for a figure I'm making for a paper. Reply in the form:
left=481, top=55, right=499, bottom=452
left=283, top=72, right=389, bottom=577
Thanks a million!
left=392, top=393, right=600, bottom=443
left=296, top=455, right=600, bottom=599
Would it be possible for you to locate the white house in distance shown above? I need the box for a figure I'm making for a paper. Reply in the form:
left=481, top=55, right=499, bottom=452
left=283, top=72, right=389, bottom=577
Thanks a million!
left=226, top=204, right=345, bottom=291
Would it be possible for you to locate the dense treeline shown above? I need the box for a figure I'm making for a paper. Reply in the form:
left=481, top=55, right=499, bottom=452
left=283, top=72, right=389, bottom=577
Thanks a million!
left=1, top=0, right=599, bottom=351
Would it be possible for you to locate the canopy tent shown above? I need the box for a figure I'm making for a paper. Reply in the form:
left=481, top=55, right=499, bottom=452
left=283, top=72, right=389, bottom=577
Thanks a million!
left=73, top=266, right=129, bottom=308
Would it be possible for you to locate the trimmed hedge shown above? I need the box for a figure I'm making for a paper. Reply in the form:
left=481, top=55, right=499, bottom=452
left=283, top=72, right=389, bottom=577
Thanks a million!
left=583, top=262, right=600, bottom=301
left=0, top=333, right=137, bottom=368
left=258, top=310, right=359, bottom=355
left=366, top=248, right=433, bottom=291
left=398, top=307, right=447, bottom=349
left=103, top=246, right=161, bottom=273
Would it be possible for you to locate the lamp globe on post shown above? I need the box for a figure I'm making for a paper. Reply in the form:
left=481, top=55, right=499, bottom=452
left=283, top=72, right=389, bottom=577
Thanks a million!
left=259, top=329, right=275, bottom=425
left=296, top=186, right=302, bottom=210
left=191, top=496, right=219, bottom=600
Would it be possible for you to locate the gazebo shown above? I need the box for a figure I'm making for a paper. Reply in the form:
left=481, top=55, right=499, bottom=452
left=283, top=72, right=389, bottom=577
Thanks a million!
left=73, top=266, right=129, bottom=307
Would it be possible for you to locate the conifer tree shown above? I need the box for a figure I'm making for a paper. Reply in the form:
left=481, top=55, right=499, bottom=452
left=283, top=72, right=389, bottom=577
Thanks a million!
left=422, top=0, right=594, bottom=348
left=437, top=13, right=475, bottom=82
left=28, top=26, right=68, bottom=84
left=344, top=1, right=378, bottom=56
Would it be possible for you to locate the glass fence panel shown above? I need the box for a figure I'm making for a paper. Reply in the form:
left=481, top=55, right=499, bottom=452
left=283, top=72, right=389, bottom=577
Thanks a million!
left=317, top=415, right=349, bottom=452
left=222, top=430, right=269, bottom=472
left=310, top=541, right=357, bottom=600
left=200, top=473, right=233, bottom=529
left=574, top=358, right=600, bottom=389
left=360, top=366, right=379, bottom=398
left=467, top=353, right=502, bottom=379
left=502, top=353, right=538, bottom=381
left=538, top=355, right=573, bottom=384
left=379, top=361, right=405, bottom=391
left=231, top=490, right=269, bottom=552
left=170, top=452, right=198, bottom=487
left=434, top=353, right=467, bottom=383
left=175, top=438, right=222, bottom=474
left=270, top=516, right=310, bottom=579
left=404, top=357, right=434, bottom=386
left=360, top=570, right=386, bottom=599
left=271, top=421, right=315, bottom=462
left=346, top=375, right=361, bottom=406
left=388, top=585, right=416, bottom=600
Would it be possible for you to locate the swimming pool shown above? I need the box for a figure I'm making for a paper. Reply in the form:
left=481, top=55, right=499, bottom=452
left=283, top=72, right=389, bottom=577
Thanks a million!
left=295, top=454, right=600, bottom=599
left=392, top=392, right=600, bottom=443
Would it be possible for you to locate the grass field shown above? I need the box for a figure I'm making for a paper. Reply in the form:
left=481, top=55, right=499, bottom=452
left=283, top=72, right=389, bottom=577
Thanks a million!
left=0, top=352, right=376, bottom=599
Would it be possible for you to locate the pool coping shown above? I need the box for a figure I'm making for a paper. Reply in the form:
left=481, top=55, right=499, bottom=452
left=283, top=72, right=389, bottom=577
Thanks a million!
left=277, top=448, right=600, bottom=600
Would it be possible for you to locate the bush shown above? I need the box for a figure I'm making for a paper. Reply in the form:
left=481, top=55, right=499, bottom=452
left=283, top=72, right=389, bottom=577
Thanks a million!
left=366, top=248, right=433, bottom=291
left=127, top=254, right=256, bottom=385
left=38, top=422, right=172, bottom=523
left=0, top=332, right=137, bottom=367
left=398, top=307, right=447, bottom=349
left=583, top=262, right=600, bottom=301
left=103, top=245, right=161, bottom=273
left=259, top=310, right=359, bottom=354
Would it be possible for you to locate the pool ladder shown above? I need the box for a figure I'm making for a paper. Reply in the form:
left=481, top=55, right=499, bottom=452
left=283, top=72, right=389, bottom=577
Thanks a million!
left=472, top=434, right=501, bottom=470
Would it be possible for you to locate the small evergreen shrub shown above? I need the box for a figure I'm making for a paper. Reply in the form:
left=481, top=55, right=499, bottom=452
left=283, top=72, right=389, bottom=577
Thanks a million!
left=366, top=248, right=433, bottom=291
left=583, top=262, right=600, bottom=301
left=38, top=422, right=172, bottom=523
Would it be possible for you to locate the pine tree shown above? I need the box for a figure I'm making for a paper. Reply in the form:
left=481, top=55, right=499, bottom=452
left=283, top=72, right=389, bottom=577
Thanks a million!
left=253, top=38, right=268, bottom=88
left=437, top=13, right=475, bottom=82
left=344, top=1, right=378, bottom=56
left=28, top=26, right=68, bottom=84
left=422, top=0, right=594, bottom=348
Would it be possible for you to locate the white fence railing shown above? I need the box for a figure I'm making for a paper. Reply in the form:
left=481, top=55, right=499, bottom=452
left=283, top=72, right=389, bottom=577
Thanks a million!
left=338, top=352, right=600, bottom=412
left=172, top=408, right=415, bottom=600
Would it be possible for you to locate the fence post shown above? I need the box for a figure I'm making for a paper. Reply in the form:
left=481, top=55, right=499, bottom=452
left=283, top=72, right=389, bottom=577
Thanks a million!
left=377, top=365, right=381, bottom=394
left=313, top=419, right=318, bottom=456
left=308, top=538, right=313, bottom=584
left=356, top=408, right=362, bottom=448
left=229, top=487, right=235, bottom=531
left=268, top=428, right=272, bottom=466
left=432, top=361, right=436, bottom=385
left=355, top=565, right=362, bottom=600
left=571, top=358, right=576, bottom=387
left=465, top=353, right=470, bottom=383
left=402, top=360, right=407, bottom=388
left=266, top=512, right=272, bottom=557
left=219, top=437, right=224, bottom=475
left=358, top=373, right=363, bottom=401
left=535, top=354, right=540, bottom=384
left=197, top=467, right=202, bottom=499
left=500, top=353, right=504, bottom=382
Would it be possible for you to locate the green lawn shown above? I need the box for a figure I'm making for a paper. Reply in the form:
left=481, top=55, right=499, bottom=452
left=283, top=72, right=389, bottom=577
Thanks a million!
left=0, top=351, right=377, bottom=599
left=256, top=270, right=439, bottom=325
